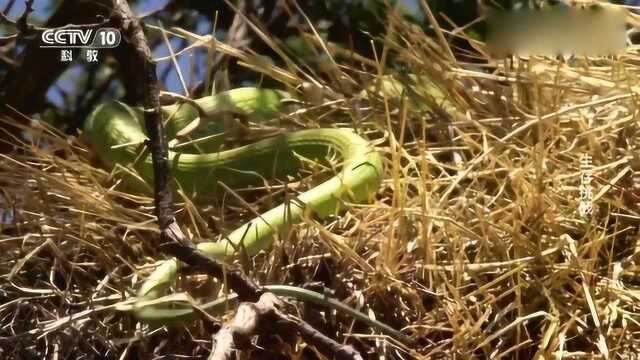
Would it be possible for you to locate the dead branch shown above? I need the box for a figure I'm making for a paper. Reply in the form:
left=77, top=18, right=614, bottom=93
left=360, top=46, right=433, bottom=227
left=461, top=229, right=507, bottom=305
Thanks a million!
left=109, top=1, right=363, bottom=359
left=210, top=292, right=363, bottom=360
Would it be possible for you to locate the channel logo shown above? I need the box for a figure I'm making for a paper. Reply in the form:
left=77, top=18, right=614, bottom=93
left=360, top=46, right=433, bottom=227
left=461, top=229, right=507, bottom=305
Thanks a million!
left=40, top=27, right=121, bottom=49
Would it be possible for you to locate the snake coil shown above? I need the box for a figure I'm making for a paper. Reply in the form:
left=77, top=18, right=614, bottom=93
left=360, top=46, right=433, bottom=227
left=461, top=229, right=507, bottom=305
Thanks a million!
left=84, top=87, right=412, bottom=343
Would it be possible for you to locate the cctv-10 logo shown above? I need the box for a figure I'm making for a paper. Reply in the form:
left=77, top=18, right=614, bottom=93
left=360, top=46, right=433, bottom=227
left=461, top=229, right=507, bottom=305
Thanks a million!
left=41, top=27, right=121, bottom=49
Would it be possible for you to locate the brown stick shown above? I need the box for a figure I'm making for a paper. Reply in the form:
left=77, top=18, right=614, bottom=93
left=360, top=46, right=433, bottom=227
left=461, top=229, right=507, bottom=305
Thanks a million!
left=209, top=293, right=363, bottom=360
left=108, top=2, right=363, bottom=359
left=209, top=292, right=282, bottom=360
left=108, top=0, right=266, bottom=301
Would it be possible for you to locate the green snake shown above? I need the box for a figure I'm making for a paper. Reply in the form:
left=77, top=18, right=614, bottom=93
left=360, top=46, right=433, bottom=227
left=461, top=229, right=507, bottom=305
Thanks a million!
left=83, top=87, right=417, bottom=342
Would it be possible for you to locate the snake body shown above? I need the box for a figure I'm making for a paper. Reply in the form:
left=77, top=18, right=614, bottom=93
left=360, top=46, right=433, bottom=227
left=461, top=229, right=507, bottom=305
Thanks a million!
left=83, top=88, right=412, bottom=341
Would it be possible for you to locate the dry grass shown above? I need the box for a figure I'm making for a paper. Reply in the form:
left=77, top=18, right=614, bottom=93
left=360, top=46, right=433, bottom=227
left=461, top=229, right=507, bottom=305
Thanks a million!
left=3, top=6, right=640, bottom=360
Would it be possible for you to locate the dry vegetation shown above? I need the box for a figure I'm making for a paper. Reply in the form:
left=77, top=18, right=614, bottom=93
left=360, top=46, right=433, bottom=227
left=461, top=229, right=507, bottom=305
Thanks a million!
left=3, top=7, right=640, bottom=360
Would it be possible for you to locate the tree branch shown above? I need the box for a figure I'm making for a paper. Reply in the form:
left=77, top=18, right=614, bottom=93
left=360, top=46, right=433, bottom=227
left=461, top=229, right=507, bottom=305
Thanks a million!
left=0, top=0, right=113, bottom=153
left=209, top=292, right=363, bottom=360
left=100, top=2, right=364, bottom=359
left=1, top=0, right=113, bottom=114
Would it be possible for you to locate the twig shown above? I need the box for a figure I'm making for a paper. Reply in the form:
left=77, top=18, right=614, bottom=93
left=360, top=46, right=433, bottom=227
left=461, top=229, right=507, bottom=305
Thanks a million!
left=0, top=2, right=109, bottom=37
left=110, top=2, right=364, bottom=359
left=15, top=0, right=34, bottom=34
left=1, top=0, right=17, bottom=16
left=209, top=292, right=282, bottom=360
left=109, top=0, right=264, bottom=301
left=0, top=0, right=113, bottom=147
left=295, top=317, right=364, bottom=360
left=209, top=292, right=363, bottom=360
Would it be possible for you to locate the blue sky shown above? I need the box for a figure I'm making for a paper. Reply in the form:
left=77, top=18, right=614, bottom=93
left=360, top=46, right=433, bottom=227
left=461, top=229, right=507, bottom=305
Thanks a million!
left=4, top=0, right=170, bottom=19
left=2, top=0, right=421, bottom=105
left=3, top=0, right=205, bottom=105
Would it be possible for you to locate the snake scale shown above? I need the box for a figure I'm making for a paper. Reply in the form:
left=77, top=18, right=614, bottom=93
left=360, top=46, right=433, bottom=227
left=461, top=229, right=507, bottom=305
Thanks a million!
left=83, top=87, right=416, bottom=343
